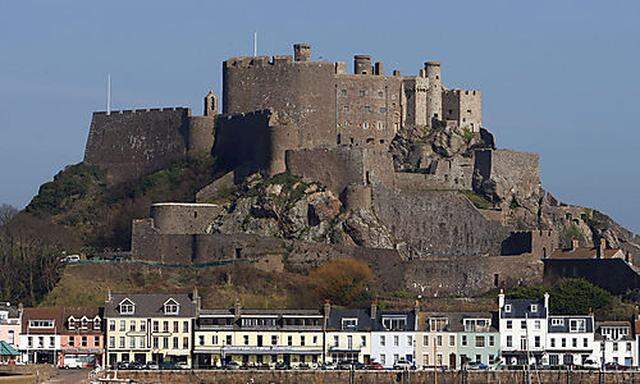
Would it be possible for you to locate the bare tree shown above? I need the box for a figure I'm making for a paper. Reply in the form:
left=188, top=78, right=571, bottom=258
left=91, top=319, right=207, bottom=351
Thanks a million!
left=0, top=204, right=18, bottom=227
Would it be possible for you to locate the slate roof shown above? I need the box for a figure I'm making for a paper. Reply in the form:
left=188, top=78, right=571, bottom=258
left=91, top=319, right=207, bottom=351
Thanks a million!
left=501, top=298, right=546, bottom=319
left=373, top=310, right=417, bottom=332
left=547, top=315, right=594, bottom=333
left=550, top=247, right=624, bottom=260
left=0, top=302, right=21, bottom=319
left=419, top=312, right=497, bottom=332
left=326, top=308, right=375, bottom=331
left=105, top=293, right=196, bottom=318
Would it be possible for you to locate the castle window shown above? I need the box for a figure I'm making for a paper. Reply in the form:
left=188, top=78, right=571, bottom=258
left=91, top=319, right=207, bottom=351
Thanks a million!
left=193, top=211, right=198, bottom=219
left=379, top=107, right=387, bottom=113
left=465, top=91, right=469, bottom=95
left=380, top=139, right=385, bottom=144
left=462, top=118, right=466, bottom=122
left=376, top=121, right=384, bottom=130
left=364, top=105, right=372, bottom=113
left=341, top=89, right=347, bottom=96
left=235, top=248, right=242, bottom=259
left=494, top=274, right=499, bottom=287
left=337, top=134, right=342, bottom=145
left=362, top=121, right=370, bottom=130
left=378, top=91, right=384, bottom=97
left=467, top=109, right=472, bottom=113
left=366, top=138, right=374, bottom=144
left=359, top=90, right=366, bottom=97
left=436, top=75, right=439, bottom=80
left=448, top=109, right=453, bottom=115
left=343, top=105, right=349, bottom=112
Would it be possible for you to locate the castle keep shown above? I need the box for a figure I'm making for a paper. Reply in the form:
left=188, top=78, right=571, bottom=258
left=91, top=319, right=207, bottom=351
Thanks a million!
left=81, top=43, right=582, bottom=297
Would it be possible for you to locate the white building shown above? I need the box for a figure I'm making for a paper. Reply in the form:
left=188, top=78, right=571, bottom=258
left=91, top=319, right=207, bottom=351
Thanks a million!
left=498, top=292, right=549, bottom=366
left=19, top=307, right=63, bottom=364
left=595, top=321, right=635, bottom=367
left=370, top=307, right=418, bottom=368
left=545, top=315, right=596, bottom=367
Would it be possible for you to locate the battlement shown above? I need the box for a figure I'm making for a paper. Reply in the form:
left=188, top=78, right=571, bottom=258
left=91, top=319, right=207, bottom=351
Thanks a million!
left=223, top=55, right=333, bottom=69
left=444, top=89, right=481, bottom=96
left=93, top=107, right=190, bottom=116
left=221, top=108, right=274, bottom=120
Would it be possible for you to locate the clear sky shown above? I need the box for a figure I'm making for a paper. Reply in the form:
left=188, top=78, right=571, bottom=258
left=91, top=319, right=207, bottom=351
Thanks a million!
left=1, top=0, right=638, bottom=232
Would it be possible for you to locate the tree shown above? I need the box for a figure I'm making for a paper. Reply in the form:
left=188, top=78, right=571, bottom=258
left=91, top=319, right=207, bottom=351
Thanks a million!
left=0, top=204, right=18, bottom=227
left=549, top=278, right=612, bottom=315
left=308, top=258, right=374, bottom=307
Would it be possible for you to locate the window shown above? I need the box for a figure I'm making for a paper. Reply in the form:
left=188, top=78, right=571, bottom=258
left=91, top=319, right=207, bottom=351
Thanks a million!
left=382, top=317, right=407, bottom=331
left=569, top=319, right=586, bottom=333
left=423, top=354, right=429, bottom=366
left=379, top=107, right=387, bottom=113
left=313, top=336, right=318, bottom=344
left=448, top=335, right=454, bottom=346
left=561, top=338, right=567, bottom=347
left=551, top=318, right=565, bottom=326
left=94, top=336, right=99, bottom=346
left=436, top=335, right=442, bottom=347
left=362, top=336, right=367, bottom=347
left=489, top=336, right=495, bottom=347
left=333, top=335, right=339, bottom=347
left=183, top=321, right=189, bottom=333
left=534, top=320, right=541, bottom=330
left=613, top=342, right=618, bottom=352
left=364, top=105, right=372, bottom=113
left=362, top=121, right=370, bottom=130
left=475, top=336, right=485, bottom=348
left=378, top=90, right=384, bottom=97
left=300, top=336, right=306, bottom=346
left=506, top=336, right=512, bottom=348
left=550, top=338, right=556, bottom=348
left=342, top=318, right=358, bottom=330
left=376, top=121, right=384, bottom=130
left=243, top=335, right=249, bottom=346
left=359, top=90, right=366, bottom=97
left=287, top=336, right=293, bottom=346
left=173, top=337, right=179, bottom=349
left=152, top=321, right=159, bottom=332
left=422, top=335, right=428, bottom=346
left=530, top=304, right=538, bottom=312
left=271, top=335, right=278, bottom=345
left=408, top=336, right=413, bottom=346
left=521, top=321, right=527, bottom=329
left=173, top=321, right=179, bottom=333
left=119, top=336, right=125, bottom=348
left=381, top=354, right=386, bottom=365
left=394, top=335, right=399, bottom=346
left=504, top=304, right=511, bottom=313
left=572, top=338, right=577, bottom=348
left=81, top=336, right=87, bottom=347
left=129, top=321, right=136, bottom=332
left=226, top=335, right=232, bottom=345
left=129, top=336, right=135, bottom=348
left=211, top=335, right=218, bottom=345
left=506, top=320, right=512, bottom=329
left=341, top=89, right=347, bottom=96
left=119, top=320, right=125, bottom=332
left=153, top=337, right=158, bottom=348
left=461, top=335, right=467, bottom=346
left=119, top=300, right=135, bottom=315
left=69, top=337, right=75, bottom=347
left=583, top=338, right=588, bottom=348
left=163, top=321, right=169, bottom=332
left=627, top=342, right=632, bottom=352
left=162, top=337, right=168, bottom=349
left=394, top=354, right=399, bottom=363
left=380, top=336, right=386, bottom=346
left=109, top=320, right=115, bottom=331
left=108, top=336, right=115, bottom=348
left=183, top=337, right=188, bottom=349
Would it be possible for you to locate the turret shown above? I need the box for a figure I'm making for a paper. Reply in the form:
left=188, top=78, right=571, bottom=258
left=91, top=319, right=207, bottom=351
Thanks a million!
left=425, top=61, right=443, bottom=127
left=204, top=91, right=218, bottom=117
left=293, top=43, right=311, bottom=62
left=354, top=55, right=372, bottom=75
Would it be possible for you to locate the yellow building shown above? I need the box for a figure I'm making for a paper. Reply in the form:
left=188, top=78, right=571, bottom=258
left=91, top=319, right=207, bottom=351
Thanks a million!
left=104, top=292, right=197, bottom=368
left=193, top=301, right=324, bottom=368
left=324, top=305, right=373, bottom=364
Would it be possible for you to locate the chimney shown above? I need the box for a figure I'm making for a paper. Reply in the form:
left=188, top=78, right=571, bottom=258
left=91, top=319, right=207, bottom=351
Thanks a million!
left=597, top=238, right=606, bottom=258
left=106, top=289, right=112, bottom=303
left=370, top=302, right=377, bottom=321
left=374, top=61, right=384, bottom=76
left=354, top=55, right=372, bottom=75
left=544, top=292, right=550, bottom=314
left=234, top=298, right=242, bottom=319
left=392, top=70, right=401, bottom=76
left=498, top=289, right=505, bottom=309
left=293, top=43, right=311, bottom=62
left=571, top=238, right=579, bottom=251
left=323, top=301, right=331, bottom=328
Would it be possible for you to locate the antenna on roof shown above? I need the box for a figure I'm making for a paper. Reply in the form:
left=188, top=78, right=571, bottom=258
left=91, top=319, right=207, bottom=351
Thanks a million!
left=253, top=32, right=257, bottom=57
left=106, top=73, right=111, bottom=115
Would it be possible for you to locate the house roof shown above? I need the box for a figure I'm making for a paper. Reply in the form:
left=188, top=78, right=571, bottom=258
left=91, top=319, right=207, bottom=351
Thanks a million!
left=105, top=293, right=196, bottom=318
left=373, top=310, right=417, bottom=331
left=550, top=247, right=624, bottom=260
left=0, top=341, right=19, bottom=356
left=547, top=316, right=594, bottom=333
left=501, top=298, right=546, bottom=319
left=21, top=307, right=65, bottom=334
left=0, top=302, right=21, bottom=319
left=327, top=308, right=375, bottom=331
left=418, top=312, right=496, bottom=332
left=62, top=307, right=104, bottom=334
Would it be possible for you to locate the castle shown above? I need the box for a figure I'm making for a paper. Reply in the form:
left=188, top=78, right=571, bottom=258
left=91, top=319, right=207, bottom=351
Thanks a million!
left=81, top=43, right=608, bottom=297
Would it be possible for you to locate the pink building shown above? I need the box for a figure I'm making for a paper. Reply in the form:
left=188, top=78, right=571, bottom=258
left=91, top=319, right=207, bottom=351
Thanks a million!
left=0, top=302, right=22, bottom=351
left=59, top=307, right=104, bottom=368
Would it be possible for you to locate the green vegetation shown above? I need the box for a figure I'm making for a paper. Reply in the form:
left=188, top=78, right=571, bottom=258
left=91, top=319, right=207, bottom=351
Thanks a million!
left=461, top=128, right=475, bottom=144
left=560, top=223, right=585, bottom=248
left=461, top=190, right=493, bottom=210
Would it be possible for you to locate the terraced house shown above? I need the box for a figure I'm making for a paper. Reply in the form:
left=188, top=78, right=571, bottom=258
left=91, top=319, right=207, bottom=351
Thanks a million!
left=455, top=312, right=499, bottom=367
left=545, top=315, right=596, bottom=367
left=370, top=304, right=418, bottom=368
left=498, top=292, right=549, bottom=366
left=19, top=307, right=63, bottom=365
left=416, top=312, right=460, bottom=369
left=325, top=304, right=373, bottom=364
left=104, top=292, right=197, bottom=368
left=59, top=307, right=104, bottom=368
left=193, top=300, right=324, bottom=368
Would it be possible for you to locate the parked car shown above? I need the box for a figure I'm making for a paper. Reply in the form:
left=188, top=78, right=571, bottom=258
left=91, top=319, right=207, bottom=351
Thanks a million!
left=145, top=362, right=159, bottom=370
left=337, top=361, right=355, bottom=370
left=60, top=254, right=81, bottom=264
left=320, top=362, right=336, bottom=370
left=274, top=362, right=290, bottom=370
left=159, top=361, right=181, bottom=370
left=579, top=359, right=600, bottom=370
left=116, top=362, right=130, bottom=370
left=366, top=362, right=385, bottom=370
left=393, top=359, right=415, bottom=370
left=605, top=362, right=630, bottom=371
left=224, top=361, right=241, bottom=370
left=466, top=361, right=489, bottom=370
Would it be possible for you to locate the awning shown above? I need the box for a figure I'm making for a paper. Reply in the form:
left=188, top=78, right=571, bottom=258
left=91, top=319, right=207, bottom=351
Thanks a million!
left=0, top=341, right=19, bottom=356
left=194, top=346, right=322, bottom=355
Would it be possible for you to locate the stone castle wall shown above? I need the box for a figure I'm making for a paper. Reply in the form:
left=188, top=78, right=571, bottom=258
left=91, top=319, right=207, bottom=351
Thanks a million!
left=474, top=149, right=540, bottom=203
left=372, top=187, right=510, bottom=258
left=150, top=203, right=222, bottom=234
left=443, top=89, right=482, bottom=132
left=187, top=116, right=216, bottom=157
left=84, top=108, right=191, bottom=185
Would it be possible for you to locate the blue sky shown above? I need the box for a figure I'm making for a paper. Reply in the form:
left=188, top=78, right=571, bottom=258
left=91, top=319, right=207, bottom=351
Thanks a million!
left=1, top=0, right=639, bottom=232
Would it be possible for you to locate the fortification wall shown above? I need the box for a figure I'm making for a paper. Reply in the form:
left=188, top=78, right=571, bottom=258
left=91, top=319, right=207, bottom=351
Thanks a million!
left=149, top=203, right=222, bottom=234
left=474, top=149, right=540, bottom=203
left=83, top=108, right=191, bottom=185
left=285, top=147, right=394, bottom=198
left=404, top=254, right=543, bottom=297
left=130, top=219, right=194, bottom=264
left=213, top=110, right=297, bottom=177
left=372, top=186, right=510, bottom=258
left=187, top=116, right=215, bottom=157
left=222, top=56, right=337, bottom=149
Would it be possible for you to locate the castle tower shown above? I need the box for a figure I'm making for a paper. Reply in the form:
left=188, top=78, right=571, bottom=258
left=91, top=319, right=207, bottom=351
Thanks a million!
left=203, top=91, right=218, bottom=117
left=293, top=43, right=311, bottom=62
left=403, top=77, right=428, bottom=129
left=354, top=55, right=372, bottom=75
left=425, top=61, right=442, bottom=128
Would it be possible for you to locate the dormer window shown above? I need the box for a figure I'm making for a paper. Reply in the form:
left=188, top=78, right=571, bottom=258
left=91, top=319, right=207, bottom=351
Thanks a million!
left=504, top=304, right=512, bottom=313
left=164, top=299, right=180, bottom=315
left=119, top=298, right=135, bottom=315
left=93, top=317, right=101, bottom=330
left=342, top=318, right=358, bottom=330
left=530, top=304, right=538, bottom=312
left=81, top=317, right=89, bottom=329
left=68, top=316, right=76, bottom=330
